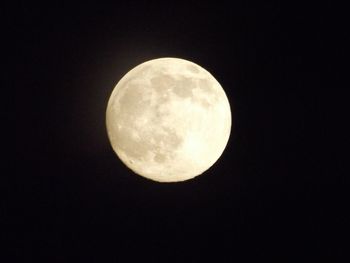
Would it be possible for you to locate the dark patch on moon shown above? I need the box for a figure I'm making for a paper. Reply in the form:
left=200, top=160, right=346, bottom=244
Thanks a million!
left=199, top=98, right=212, bottom=108
left=150, top=74, right=176, bottom=95
left=118, top=82, right=150, bottom=118
left=198, top=79, right=213, bottom=93
left=187, top=64, right=200, bottom=73
left=172, top=77, right=194, bottom=98
left=154, top=153, right=166, bottom=163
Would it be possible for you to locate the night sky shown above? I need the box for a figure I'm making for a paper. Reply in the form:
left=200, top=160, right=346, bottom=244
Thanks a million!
left=11, top=1, right=346, bottom=261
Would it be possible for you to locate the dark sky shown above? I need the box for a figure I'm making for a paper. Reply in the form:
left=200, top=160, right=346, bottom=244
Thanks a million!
left=11, top=1, right=346, bottom=261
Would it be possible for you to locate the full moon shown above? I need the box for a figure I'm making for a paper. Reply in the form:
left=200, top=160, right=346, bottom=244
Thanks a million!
left=106, top=57, right=231, bottom=182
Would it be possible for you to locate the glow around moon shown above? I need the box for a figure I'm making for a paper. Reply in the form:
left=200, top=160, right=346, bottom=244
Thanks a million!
left=106, top=57, right=231, bottom=182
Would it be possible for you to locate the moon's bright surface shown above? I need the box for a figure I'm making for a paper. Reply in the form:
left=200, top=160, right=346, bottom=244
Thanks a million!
left=106, top=57, right=231, bottom=182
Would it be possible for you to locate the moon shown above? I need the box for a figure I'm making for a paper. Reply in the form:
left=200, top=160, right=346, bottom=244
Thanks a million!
left=106, top=57, right=231, bottom=182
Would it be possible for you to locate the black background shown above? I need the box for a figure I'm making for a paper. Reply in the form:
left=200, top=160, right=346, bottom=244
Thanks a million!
left=10, top=1, right=347, bottom=261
